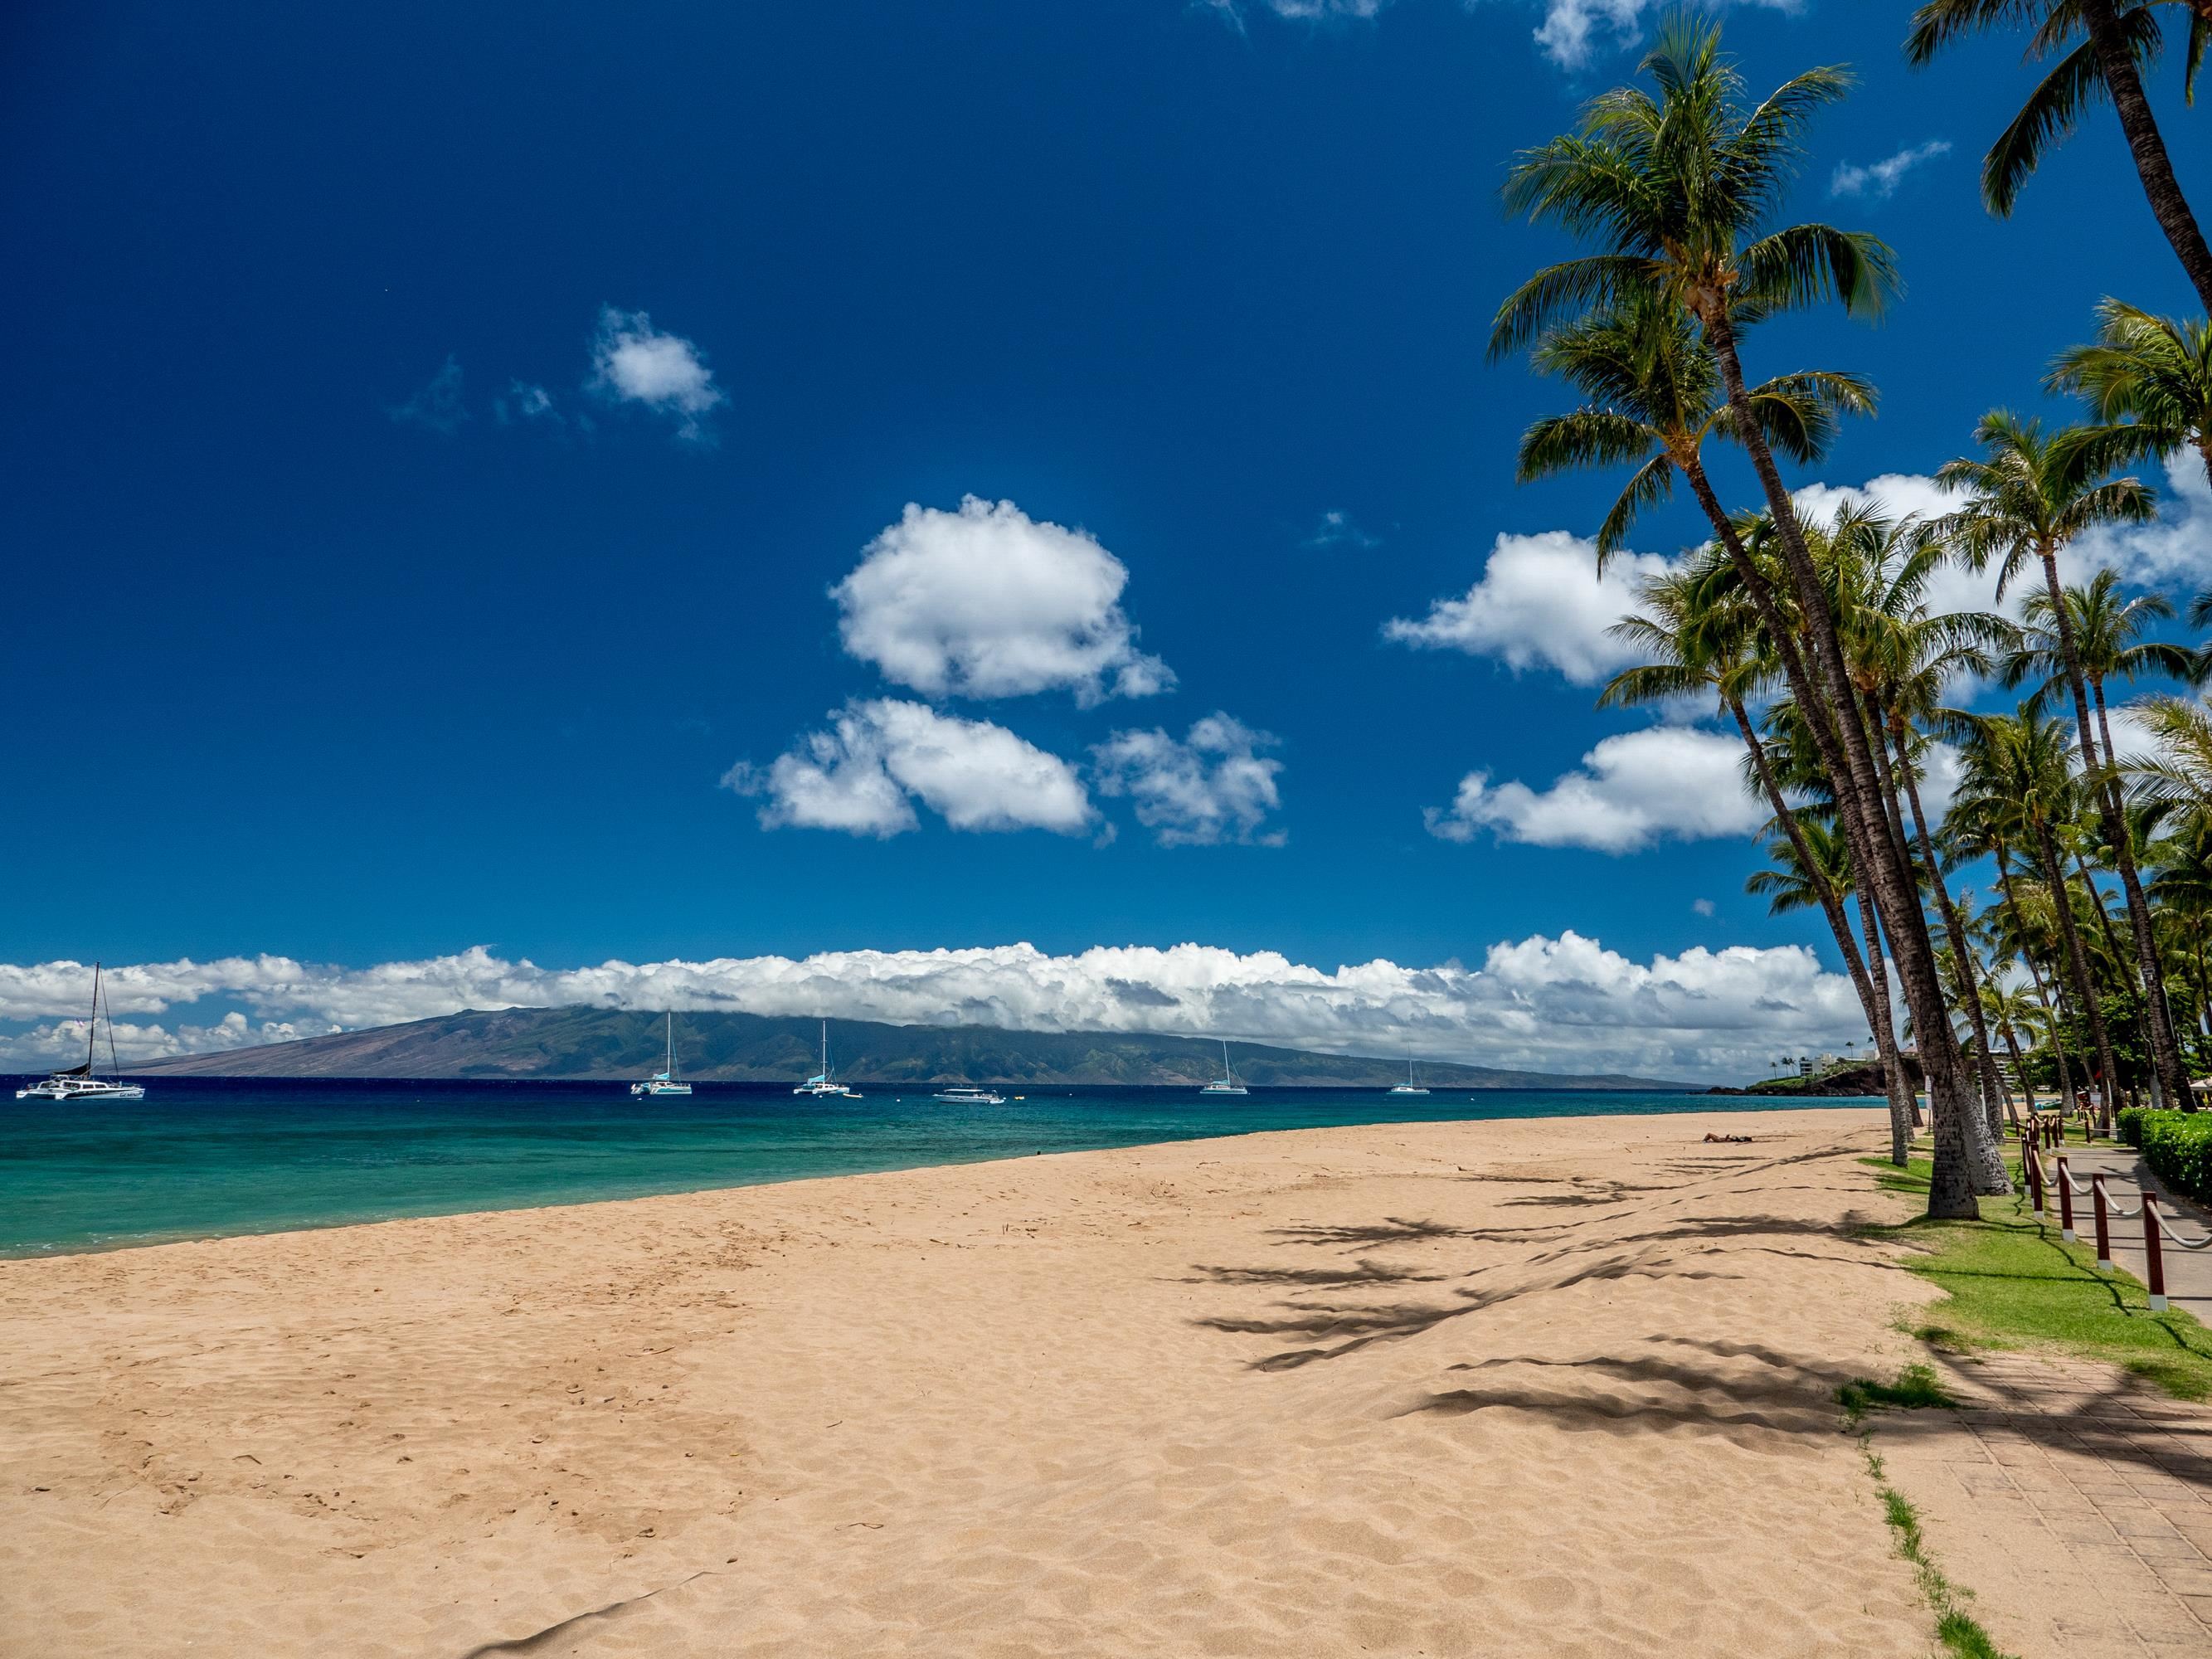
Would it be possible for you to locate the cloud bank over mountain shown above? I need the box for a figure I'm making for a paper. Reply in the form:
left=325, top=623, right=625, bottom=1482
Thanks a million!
left=0, top=937, right=1869, bottom=1082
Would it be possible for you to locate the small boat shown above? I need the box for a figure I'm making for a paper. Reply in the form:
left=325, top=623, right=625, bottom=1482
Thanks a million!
left=17, top=963, right=146, bottom=1102
left=793, top=1020, right=857, bottom=1098
left=1388, top=1055, right=1429, bottom=1097
left=631, top=1012, right=693, bottom=1097
left=1200, top=1040, right=1247, bottom=1096
left=935, top=1086, right=1006, bottom=1105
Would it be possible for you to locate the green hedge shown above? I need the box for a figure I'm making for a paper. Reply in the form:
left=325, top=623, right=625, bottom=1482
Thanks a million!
left=2123, top=1109, right=2212, bottom=1206
left=2118, top=1106, right=2147, bottom=1149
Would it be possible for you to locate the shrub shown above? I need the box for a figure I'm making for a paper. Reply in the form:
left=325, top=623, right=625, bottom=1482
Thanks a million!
left=2117, top=1106, right=2147, bottom=1149
left=2133, top=1109, right=2212, bottom=1206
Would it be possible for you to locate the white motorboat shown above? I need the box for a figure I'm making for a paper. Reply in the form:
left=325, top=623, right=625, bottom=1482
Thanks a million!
left=1200, top=1040, right=1247, bottom=1096
left=1388, top=1054, right=1430, bottom=1096
left=793, top=1020, right=857, bottom=1098
left=631, top=1012, right=693, bottom=1097
left=17, top=963, right=146, bottom=1102
left=934, top=1086, right=1006, bottom=1105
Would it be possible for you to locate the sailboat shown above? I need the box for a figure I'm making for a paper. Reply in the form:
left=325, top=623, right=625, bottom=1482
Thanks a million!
left=792, top=1020, right=857, bottom=1098
left=17, top=963, right=147, bottom=1102
left=1200, top=1040, right=1247, bottom=1096
left=1388, top=1053, right=1430, bottom=1096
left=630, top=1012, right=693, bottom=1097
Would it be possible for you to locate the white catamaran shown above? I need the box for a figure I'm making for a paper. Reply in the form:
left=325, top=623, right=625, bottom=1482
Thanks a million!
left=1200, top=1040, right=1247, bottom=1096
left=17, top=962, right=147, bottom=1102
left=793, top=1020, right=857, bottom=1098
left=630, top=1012, right=693, bottom=1097
left=1389, top=1054, right=1430, bottom=1096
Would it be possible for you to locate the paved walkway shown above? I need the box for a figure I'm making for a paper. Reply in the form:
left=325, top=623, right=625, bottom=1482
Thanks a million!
left=2035, top=1138, right=2212, bottom=1327
left=1882, top=1351, right=2212, bottom=1656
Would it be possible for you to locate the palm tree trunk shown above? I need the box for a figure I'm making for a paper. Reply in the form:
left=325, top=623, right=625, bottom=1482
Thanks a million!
left=2038, top=543, right=2189, bottom=1117
left=2001, top=1022, right=2033, bottom=1117
left=2040, top=822, right=2124, bottom=1131
left=1701, top=306, right=1977, bottom=1220
left=2073, top=852, right=2132, bottom=985
left=1889, top=715, right=2010, bottom=1189
left=2089, top=674, right=2191, bottom=1107
left=1863, top=692, right=1986, bottom=1175
left=1725, top=698, right=1909, bottom=1161
left=2083, top=0, right=2212, bottom=312
left=2000, top=840, right=2077, bottom=1110
left=1855, top=883, right=1918, bottom=1164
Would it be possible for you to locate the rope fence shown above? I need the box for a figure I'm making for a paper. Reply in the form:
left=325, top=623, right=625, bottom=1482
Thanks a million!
left=2016, top=1131, right=2212, bottom=1315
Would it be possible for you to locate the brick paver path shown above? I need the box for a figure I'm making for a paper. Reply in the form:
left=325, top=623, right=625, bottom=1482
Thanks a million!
left=1884, top=1350, right=2212, bottom=1656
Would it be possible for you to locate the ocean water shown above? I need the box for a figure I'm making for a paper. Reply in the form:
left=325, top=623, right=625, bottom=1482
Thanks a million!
left=0, top=1076, right=1876, bottom=1258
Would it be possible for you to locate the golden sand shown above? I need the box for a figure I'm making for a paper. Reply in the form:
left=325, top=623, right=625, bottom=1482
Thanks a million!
left=3, top=1107, right=1956, bottom=1657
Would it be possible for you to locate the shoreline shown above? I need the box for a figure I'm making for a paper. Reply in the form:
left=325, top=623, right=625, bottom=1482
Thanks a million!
left=3, top=1105, right=1953, bottom=1657
left=0, top=1087, right=1884, bottom=1262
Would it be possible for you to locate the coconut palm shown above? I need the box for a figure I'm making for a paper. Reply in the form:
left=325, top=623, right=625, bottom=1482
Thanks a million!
left=2049, top=299, right=2212, bottom=489
left=1601, top=551, right=1913, bottom=1164
left=1486, top=21, right=1983, bottom=1206
left=1958, top=710, right=2128, bottom=1127
left=1980, top=975, right=2049, bottom=1112
left=1516, top=299, right=1875, bottom=562
left=1937, top=415, right=2188, bottom=1108
left=1830, top=505, right=2017, bottom=1161
left=1906, top=1, right=2212, bottom=311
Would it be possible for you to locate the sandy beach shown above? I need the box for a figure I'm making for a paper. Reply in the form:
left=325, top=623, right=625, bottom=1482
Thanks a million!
left=3, top=1107, right=1966, bottom=1656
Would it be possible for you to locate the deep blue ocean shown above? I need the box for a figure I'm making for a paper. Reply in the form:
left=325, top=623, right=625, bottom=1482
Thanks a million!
left=0, top=1076, right=1873, bottom=1258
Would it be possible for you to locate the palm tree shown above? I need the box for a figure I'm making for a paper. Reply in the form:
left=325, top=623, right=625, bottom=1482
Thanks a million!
left=1906, top=1, right=2212, bottom=312
left=1962, top=710, right=2128, bottom=1126
left=1831, top=505, right=2015, bottom=1170
left=1601, top=552, right=1911, bottom=1164
left=1516, top=298, right=1875, bottom=561
left=1981, top=974, right=2048, bottom=1112
left=2049, top=299, right=2212, bottom=489
left=2146, top=800, right=2212, bottom=1078
left=1486, top=20, right=1979, bottom=1210
left=1937, top=415, right=2189, bottom=1111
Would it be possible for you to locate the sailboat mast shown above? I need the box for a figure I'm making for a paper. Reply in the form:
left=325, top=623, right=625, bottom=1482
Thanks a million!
left=105, top=972, right=122, bottom=1082
left=87, top=963, right=100, bottom=1074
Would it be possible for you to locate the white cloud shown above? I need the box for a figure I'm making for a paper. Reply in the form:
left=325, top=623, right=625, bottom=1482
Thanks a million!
left=1209, top=1, right=1799, bottom=69
left=1830, top=139, right=1952, bottom=200
left=1092, top=713, right=1286, bottom=846
left=388, top=357, right=469, bottom=435
left=1384, top=529, right=1676, bottom=686
left=587, top=306, right=723, bottom=441
left=724, top=699, right=1094, bottom=838
left=2078, top=453, right=2212, bottom=588
left=1521, top=0, right=1801, bottom=70
left=833, top=496, right=1174, bottom=705
left=1795, top=455, right=2212, bottom=613
left=0, top=936, right=1877, bottom=1082
left=496, top=381, right=563, bottom=427
left=1692, top=898, right=1716, bottom=917
left=1305, top=508, right=1379, bottom=551
left=1426, top=726, right=1762, bottom=853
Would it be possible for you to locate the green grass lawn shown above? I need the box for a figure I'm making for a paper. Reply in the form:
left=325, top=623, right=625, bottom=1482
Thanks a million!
left=1860, top=1153, right=2212, bottom=1402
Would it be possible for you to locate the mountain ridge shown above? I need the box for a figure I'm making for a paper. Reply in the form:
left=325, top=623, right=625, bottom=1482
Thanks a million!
left=130, top=1006, right=1692, bottom=1090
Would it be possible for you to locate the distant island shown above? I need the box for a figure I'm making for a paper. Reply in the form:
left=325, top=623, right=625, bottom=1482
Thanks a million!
left=132, top=1006, right=1693, bottom=1090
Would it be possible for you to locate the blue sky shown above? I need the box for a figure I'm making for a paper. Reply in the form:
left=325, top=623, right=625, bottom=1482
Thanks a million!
left=4, top=0, right=2208, bottom=1079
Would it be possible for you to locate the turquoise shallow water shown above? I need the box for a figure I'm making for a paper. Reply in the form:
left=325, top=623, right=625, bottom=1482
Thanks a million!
left=0, top=1076, right=1876, bottom=1257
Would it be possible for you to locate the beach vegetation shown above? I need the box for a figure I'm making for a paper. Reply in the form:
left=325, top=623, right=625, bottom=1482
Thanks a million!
left=1859, top=1154, right=2212, bottom=1399
left=1490, top=6, right=2212, bottom=1223
left=1860, top=1443, right=2016, bottom=1659
left=1836, top=1362, right=1958, bottom=1425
